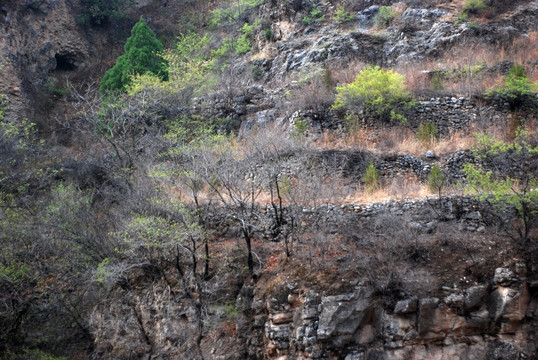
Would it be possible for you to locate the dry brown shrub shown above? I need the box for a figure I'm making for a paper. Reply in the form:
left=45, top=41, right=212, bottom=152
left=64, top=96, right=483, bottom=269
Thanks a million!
left=318, top=126, right=477, bottom=157
left=400, top=33, right=538, bottom=97
left=348, top=127, right=475, bottom=156
left=329, top=59, right=366, bottom=86
left=398, top=64, right=430, bottom=94
left=291, top=75, right=336, bottom=113
left=342, top=176, right=463, bottom=204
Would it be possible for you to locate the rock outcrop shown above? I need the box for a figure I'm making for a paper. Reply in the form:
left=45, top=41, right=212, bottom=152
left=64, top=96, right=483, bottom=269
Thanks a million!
left=248, top=271, right=536, bottom=359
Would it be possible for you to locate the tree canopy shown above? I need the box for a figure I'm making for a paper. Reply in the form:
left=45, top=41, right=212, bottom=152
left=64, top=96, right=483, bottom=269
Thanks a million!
left=332, top=65, right=414, bottom=123
left=100, top=18, right=169, bottom=94
left=79, top=0, right=133, bottom=26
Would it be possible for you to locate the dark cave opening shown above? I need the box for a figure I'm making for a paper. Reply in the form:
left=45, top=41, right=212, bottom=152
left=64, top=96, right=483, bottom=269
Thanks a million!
left=55, top=53, right=77, bottom=71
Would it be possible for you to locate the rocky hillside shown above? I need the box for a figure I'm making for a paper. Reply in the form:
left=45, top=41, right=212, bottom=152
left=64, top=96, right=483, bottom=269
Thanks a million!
left=0, top=0, right=536, bottom=359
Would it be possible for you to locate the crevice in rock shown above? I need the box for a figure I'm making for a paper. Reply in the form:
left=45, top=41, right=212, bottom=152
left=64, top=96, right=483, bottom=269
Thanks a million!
left=55, top=53, right=77, bottom=71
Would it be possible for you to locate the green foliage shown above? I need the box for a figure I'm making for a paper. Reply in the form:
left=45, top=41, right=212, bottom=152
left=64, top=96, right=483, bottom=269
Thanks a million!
left=251, top=65, right=263, bottom=81
left=95, top=258, right=111, bottom=283
left=463, top=163, right=537, bottom=233
left=302, top=8, right=324, bottom=25
left=167, top=31, right=218, bottom=95
left=463, top=0, right=486, bottom=14
left=236, top=23, right=254, bottom=54
left=291, top=118, right=307, bottom=139
left=209, top=0, right=264, bottom=28
left=3, top=348, right=67, bottom=360
left=417, top=121, right=438, bottom=146
left=485, top=63, right=538, bottom=109
left=162, top=114, right=220, bottom=150
left=363, top=161, right=380, bottom=192
left=0, top=261, right=30, bottom=286
left=0, top=118, right=38, bottom=172
left=428, top=163, right=446, bottom=197
left=0, top=94, right=5, bottom=119
left=468, top=21, right=479, bottom=29
left=279, top=174, right=292, bottom=198
left=334, top=6, right=355, bottom=24
left=375, top=6, right=396, bottom=27
left=45, top=79, right=70, bottom=97
left=430, top=72, right=444, bottom=90
left=211, top=25, right=255, bottom=61
left=223, top=301, right=238, bottom=319
left=333, top=65, right=414, bottom=124
left=473, top=130, right=538, bottom=158
left=456, top=12, right=469, bottom=24
left=465, top=131, right=537, bottom=244
left=100, top=19, right=169, bottom=94
left=264, top=28, right=272, bottom=41
left=78, top=0, right=133, bottom=25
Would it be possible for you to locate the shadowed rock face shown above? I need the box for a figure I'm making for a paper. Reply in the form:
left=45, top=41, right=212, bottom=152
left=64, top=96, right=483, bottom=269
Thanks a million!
left=0, top=0, right=92, bottom=122
left=2, top=1, right=536, bottom=359
left=90, top=194, right=538, bottom=359
left=91, top=263, right=536, bottom=359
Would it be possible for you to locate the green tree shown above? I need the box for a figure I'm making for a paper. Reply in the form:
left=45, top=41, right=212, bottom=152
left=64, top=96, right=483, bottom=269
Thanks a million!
left=100, top=18, right=169, bottom=94
left=463, top=163, right=537, bottom=248
left=333, top=65, right=414, bottom=124
left=79, top=0, right=133, bottom=26
left=375, top=6, right=396, bottom=27
left=463, top=0, right=486, bottom=14
left=417, top=121, right=438, bottom=147
left=334, top=6, right=355, bottom=24
left=485, top=63, right=538, bottom=109
left=428, top=163, right=445, bottom=197
left=463, top=132, right=537, bottom=264
left=363, top=161, right=380, bottom=192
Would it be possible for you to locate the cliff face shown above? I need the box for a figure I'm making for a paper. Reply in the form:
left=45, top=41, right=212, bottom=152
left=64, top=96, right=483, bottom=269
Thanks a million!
left=89, top=197, right=538, bottom=359
left=0, top=0, right=158, bottom=128
left=1, top=0, right=536, bottom=359
left=1, top=0, right=91, bottom=123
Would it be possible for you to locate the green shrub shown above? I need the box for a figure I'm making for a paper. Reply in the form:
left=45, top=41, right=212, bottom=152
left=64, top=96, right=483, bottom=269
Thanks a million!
left=100, top=19, right=168, bottom=94
left=456, top=12, right=469, bottom=24
left=3, top=349, right=68, bottom=360
left=78, top=0, right=133, bottom=25
left=417, top=121, right=438, bottom=146
left=334, top=6, right=355, bottom=24
left=429, top=72, right=444, bottom=90
left=333, top=65, right=414, bottom=124
left=463, top=0, right=486, bottom=14
left=252, top=65, right=263, bottom=80
left=46, top=79, right=70, bottom=96
left=291, top=118, right=308, bottom=139
left=236, top=23, right=254, bottom=54
left=428, top=163, right=445, bottom=197
left=363, top=161, right=380, bottom=192
left=485, top=63, right=538, bottom=109
left=375, top=6, right=396, bottom=27
left=264, top=28, right=272, bottom=41
left=0, top=94, right=5, bottom=119
left=302, top=8, right=324, bottom=25
left=209, top=0, right=264, bottom=28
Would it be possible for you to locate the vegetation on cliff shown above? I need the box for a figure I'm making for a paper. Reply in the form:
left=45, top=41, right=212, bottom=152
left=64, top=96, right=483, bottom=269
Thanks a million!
left=0, top=0, right=537, bottom=358
left=100, top=19, right=168, bottom=94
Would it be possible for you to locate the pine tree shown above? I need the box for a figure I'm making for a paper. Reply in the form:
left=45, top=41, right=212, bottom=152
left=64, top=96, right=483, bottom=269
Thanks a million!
left=100, top=18, right=169, bottom=94
left=428, top=163, right=445, bottom=198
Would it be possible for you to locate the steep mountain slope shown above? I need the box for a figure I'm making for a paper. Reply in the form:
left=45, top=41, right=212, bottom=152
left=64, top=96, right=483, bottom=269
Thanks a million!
left=0, top=0, right=536, bottom=359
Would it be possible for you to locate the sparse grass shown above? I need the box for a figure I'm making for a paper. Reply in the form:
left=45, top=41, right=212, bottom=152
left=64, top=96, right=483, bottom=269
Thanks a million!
left=315, top=126, right=478, bottom=156
left=399, top=33, right=538, bottom=96
left=343, top=176, right=463, bottom=204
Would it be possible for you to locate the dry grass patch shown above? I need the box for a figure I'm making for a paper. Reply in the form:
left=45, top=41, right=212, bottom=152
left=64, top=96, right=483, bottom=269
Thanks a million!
left=343, top=176, right=463, bottom=204
left=314, top=127, right=478, bottom=156
left=400, top=32, right=538, bottom=96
